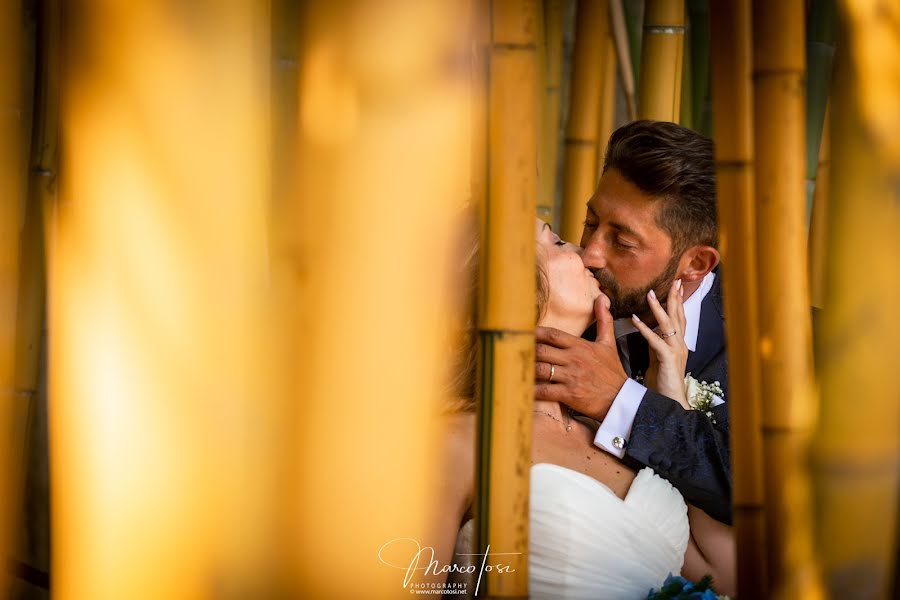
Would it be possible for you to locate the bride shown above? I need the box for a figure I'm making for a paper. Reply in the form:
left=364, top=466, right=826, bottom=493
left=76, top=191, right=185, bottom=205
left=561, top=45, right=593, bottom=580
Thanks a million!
left=430, top=219, right=734, bottom=598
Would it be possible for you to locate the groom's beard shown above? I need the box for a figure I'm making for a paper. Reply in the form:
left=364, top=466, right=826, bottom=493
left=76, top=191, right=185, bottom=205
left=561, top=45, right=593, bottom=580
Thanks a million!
left=591, top=255, right=680, bottom=321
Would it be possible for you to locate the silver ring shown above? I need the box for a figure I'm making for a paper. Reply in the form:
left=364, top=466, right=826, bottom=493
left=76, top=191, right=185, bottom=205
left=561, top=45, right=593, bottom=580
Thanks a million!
left=548, top=364, right=556, bottom=382
left=659, top=330, right=677, bottom=339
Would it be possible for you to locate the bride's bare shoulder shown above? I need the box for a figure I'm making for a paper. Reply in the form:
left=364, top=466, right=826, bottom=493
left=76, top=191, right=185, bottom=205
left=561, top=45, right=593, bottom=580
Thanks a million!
left=433, top=412, right=477, bottom=516
left=437, top=412, right=476, bottom=456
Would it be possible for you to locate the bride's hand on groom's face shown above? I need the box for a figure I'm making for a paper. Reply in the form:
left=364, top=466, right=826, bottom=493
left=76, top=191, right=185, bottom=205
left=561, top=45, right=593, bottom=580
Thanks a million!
left=535, top=294, right=628, bottom=421
left=632, top=280, right=689, bottom=408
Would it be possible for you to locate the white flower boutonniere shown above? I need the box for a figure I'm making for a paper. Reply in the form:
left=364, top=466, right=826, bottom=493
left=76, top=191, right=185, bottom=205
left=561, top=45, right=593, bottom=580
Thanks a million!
left=684, top=374, right=722, bottom=424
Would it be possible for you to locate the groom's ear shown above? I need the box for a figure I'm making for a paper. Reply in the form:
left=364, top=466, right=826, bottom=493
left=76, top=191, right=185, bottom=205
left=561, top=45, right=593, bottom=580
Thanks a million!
left=677, top=245, right=720, bottom=283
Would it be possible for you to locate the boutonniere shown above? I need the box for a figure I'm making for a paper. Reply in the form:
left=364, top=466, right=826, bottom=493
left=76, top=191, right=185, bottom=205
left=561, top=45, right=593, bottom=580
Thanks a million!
left=684, top=374, right=722, bottom=424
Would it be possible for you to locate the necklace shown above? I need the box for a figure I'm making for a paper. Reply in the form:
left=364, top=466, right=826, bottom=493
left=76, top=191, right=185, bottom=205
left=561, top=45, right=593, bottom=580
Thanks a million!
left=533, top=408, right=573, bottom=432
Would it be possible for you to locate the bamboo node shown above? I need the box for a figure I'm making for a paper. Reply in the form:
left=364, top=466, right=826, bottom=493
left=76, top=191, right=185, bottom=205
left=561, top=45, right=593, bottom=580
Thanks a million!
left=643, top=26, right=685, bottom=34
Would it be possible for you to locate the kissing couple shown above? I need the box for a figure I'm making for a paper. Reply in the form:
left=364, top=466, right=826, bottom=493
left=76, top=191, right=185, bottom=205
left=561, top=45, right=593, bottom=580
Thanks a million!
left=431, top=120, right=735, bottom=598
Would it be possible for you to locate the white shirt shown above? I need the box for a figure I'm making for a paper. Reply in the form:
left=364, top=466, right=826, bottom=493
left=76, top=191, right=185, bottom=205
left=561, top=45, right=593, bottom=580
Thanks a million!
left=593, top=272, right=723, bottom=459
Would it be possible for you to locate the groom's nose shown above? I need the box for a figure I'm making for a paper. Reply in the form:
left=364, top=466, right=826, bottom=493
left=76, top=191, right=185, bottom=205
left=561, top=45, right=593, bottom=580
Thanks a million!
left=580, top=235, right=607, bottom=269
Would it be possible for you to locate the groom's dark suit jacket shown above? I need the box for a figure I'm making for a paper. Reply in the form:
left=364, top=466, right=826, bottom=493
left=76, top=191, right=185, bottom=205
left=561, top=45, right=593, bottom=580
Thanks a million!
left=622, top=273, right=731, bottom=524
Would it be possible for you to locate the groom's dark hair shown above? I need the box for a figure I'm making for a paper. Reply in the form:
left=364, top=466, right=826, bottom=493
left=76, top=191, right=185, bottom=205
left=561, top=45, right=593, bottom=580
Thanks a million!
left=602, top=120, right=718, bottom=255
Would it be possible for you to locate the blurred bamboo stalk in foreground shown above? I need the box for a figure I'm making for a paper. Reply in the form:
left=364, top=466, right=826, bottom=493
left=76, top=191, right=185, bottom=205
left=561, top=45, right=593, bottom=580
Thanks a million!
left=638, top=0, right=684, bottom=122
left=561, top=0, right=609, bottom=244
left=813, top=2, right=900, bottom=597
left=708, top=1, right=766, bottom=596
left=1, top=0, right=26, bottom=591
left=52, top=1, right=274, bottom=597
left=283, top=1, right=472, bottom=597
left=475, top=1, right=539, bottom=597
left=752, top=1, right=825, bottom=598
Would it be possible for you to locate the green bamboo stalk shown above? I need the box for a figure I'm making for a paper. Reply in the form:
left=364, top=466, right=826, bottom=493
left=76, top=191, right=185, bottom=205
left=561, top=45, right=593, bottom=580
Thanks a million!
left=679, top=10, right=692, bottom=129
left=805, top=0, right=837, bottom=223
left=808, top=103, right=830, bottom=310
left=610, top=0, right=638, bottom=120
left=686, top=0, right=710, bottom=135
left=622, top=0, right=644, bottom=98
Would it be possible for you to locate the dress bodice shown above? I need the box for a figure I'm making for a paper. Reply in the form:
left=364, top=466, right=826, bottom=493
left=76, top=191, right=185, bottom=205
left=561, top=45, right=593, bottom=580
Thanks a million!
left=529, top=464, right=689, bottom=599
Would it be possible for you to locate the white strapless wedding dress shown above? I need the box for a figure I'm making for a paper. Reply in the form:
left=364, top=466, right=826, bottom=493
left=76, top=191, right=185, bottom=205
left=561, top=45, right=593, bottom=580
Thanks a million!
left=451, top=465, right=688, bottom=599
left=529, top=464, right=689, bottom=599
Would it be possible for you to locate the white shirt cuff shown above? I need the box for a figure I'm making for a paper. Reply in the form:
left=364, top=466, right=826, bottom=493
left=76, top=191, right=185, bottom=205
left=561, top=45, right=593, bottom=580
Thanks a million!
left=593, top=378, right=647, bottom=459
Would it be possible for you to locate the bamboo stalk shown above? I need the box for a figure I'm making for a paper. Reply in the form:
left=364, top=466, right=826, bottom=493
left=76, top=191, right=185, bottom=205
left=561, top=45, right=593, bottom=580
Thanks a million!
left=708, top=1, right=767, bottom=596
left=282, top=1, right=473, bottom=596
left=621, top=0, right=643, bottom=101
left=14, top=0, right=57, bottom=451
left=594, top=36, right=616, bottom=181
left=471, top=0, right=489, bottom=213
left=752, top=1, right=825, bottom=598
left=560, top=0, right=609, bottom=244
left=805, top=0, right=837, bottom=223
left=538, top=0, right=564, bottom=226
left=12, top=0, right=59, bottom=506
left=53, top=2, right=276, bottom=597
left=812, top=3, right=900, bottom=597
left=638, top=0, right=684, bottom=122
left=686, top=0, right=711, bottom=135
left=1, top=0, right=26, bottom=586
left=679, top=11, right=692, bottom=130
left=808, top=103, right=830, bottom=310
left=609, top=0, right=637, bottom=121
left=475, top=1, right=539, bottom=596
left=6, top=2, right=42, bottom=590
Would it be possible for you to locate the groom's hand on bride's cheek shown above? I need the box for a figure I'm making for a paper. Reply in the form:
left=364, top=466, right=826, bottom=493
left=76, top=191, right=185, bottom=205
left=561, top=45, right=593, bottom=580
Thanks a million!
left=534, top=295, right=628, bottom=421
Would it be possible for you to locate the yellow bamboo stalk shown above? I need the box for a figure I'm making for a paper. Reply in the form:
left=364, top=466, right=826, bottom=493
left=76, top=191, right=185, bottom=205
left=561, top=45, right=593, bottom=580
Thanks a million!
left=0, top=0, right=25, bottom=587
left=808, top=103, right=830, bottom=310
left=752, top=1, right=825, bottom=598
left=52, top=2, right=275, bottom=597
left=708, top=1, right=766, bottom=597
left=538, top=0, right=564, bottom=225
left=475, top=1, right=539, bottom=596
left=638, top=0, right=684, bottom=122
left=812, top=2, right=900, bottom=597
left=282, top=1, right=472, bottom=597
left=561, top=0, right=609, bottom=243
left=595, top=36, right=617, bottom=181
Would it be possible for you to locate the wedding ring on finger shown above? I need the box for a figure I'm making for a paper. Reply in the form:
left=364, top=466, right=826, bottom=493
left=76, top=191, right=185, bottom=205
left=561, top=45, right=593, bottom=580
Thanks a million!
left=548, top=364, right=556, bottom=382
left=659, top=330, right=678, bottom=339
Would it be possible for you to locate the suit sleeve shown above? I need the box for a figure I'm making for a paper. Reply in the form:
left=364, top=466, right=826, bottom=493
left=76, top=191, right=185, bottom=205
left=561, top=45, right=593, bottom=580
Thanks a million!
left=623, top=389, right=732, bottom=524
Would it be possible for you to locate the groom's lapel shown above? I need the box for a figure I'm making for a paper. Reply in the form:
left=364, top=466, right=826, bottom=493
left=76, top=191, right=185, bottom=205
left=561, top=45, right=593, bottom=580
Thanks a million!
left=685, top=272, right=725, bottom=375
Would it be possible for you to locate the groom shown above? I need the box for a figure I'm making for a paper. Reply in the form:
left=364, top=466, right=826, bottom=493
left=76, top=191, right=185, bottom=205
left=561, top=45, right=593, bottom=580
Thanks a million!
left=535, top=120, right=732, bottom=524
